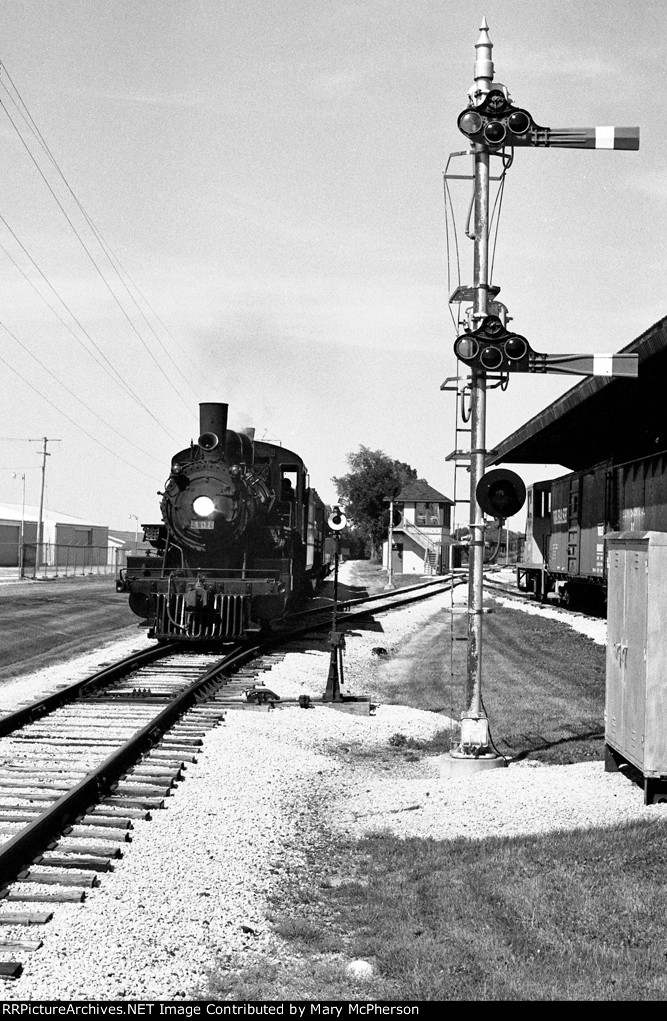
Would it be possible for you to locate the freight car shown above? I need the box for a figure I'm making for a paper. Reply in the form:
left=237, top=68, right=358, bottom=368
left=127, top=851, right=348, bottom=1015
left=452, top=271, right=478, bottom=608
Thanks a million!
left=518, top=447, right=667, bottom=608
left=124, top=402, right=331, bottom=642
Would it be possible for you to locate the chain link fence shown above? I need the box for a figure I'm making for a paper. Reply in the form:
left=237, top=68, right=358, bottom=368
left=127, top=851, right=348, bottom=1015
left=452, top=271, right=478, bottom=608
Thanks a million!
left=0, top=542, right=129, bottom=580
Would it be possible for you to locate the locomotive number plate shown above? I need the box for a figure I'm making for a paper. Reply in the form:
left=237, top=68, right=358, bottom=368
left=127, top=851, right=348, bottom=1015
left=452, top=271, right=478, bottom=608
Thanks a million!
left=190, top=520, right=214, bottom=529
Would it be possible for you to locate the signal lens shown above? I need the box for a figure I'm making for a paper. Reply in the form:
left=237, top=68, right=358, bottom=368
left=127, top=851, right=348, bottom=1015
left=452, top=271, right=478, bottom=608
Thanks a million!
left=508, top=110, right=531, bottom=135
left=458, top=110, right=483, bottom=137
left=480, top=346, right=504, bottom=370
left=484, top=121, right=506, bottom=145
left=454, top=337, right=479, bottom=363
left=488, top=482, right=513, bottom=512
left=505, top=336, right=528, bottom=361
left=193, top=496, right=215, bottom=517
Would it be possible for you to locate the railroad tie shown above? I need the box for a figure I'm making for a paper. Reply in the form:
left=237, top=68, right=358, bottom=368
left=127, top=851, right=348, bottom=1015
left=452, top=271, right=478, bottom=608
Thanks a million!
left=149, top=749, right=198, bottom=763
left=77, top=815, right=133, bottom=830
left=120, top=774, right=177, bottom=790
left=0, top=939, right=41, bottom=951
left=100, top=796, right=164, bottom=811
left=2, top=888, right=86, bottom=904
left=0, top=911, right=53, bottom=925
left=18, top=870, right=99, bottom=889
left=86, top=806, right=150, bottom=821
left=129, top=764, right=184, bottom=780
left=63, top=826, right=132, bottom=843
left=54, top=842, right=123, bottom=858
left=113, top=782, right=172, bottom=799
left=0, top=961, right=23, bottom=980
left=36, top=855, right=114, bottom=872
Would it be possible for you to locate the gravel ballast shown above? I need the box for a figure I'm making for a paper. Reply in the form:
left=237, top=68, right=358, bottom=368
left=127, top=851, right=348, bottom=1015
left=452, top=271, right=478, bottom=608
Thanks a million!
left=0, top=565, right=663, bottom=1000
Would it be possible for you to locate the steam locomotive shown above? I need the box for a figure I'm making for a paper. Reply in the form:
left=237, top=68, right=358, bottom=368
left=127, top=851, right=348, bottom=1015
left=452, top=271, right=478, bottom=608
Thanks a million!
left=124, top=402, right=330, bottom=642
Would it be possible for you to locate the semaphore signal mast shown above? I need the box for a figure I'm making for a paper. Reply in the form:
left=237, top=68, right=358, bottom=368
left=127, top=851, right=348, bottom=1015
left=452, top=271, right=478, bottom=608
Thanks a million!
left=443, top=19, right=639, bottom=776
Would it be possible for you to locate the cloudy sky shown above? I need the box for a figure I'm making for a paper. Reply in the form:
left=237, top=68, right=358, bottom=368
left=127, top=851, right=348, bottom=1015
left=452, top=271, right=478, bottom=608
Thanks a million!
left=0, top=0, right=663, bottom=532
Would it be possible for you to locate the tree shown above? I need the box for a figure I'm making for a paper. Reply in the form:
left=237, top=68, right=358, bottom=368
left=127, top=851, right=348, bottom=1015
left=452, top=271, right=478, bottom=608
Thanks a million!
left=332, top=446, right=418, bottom=561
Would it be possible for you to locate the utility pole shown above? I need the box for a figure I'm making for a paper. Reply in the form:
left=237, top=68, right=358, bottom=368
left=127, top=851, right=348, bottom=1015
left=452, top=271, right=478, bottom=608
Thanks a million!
left=385, top=498, right=395, bottom=590
left=130, top=514, right=139, bottom=551
left=29, top=437, right=60, bottom=577
left=12, top=472, right=26, bottom=578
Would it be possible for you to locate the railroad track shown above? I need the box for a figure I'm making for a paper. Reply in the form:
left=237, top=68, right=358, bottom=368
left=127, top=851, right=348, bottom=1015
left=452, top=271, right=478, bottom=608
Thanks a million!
left=482, top=572, right=606, bottom=622
left=282, top=571, right=467, bottom=632
left=0, top=575, right=460, bottom=980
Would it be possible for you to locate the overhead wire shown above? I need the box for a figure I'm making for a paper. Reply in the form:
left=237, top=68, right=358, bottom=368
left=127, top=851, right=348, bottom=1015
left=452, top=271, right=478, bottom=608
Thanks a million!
left=0, top=65, right=200, bottom=441
left=0, top=339, right=163, bottom=483
left=0, top=99, right=187, bottom=437
left=0, top=225, right=161, bottom=407
left=0, top=68, right=199, bottom=397
left=0, top=70, right=202, bottom=405
left=0, top=316, right=166, bottom=468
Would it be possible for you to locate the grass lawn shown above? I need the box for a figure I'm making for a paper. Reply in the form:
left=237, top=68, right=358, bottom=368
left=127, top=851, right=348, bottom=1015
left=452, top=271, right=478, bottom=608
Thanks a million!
left=198, top=591, right=667, bottom=1001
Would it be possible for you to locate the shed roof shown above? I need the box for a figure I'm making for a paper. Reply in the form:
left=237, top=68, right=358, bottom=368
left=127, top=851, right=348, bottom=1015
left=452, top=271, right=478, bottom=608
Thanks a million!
left=489, top=314, right=667, bottom=470
left=394, top=481, right=453, bottom=504
left=0, top=504, right=107, bottom=527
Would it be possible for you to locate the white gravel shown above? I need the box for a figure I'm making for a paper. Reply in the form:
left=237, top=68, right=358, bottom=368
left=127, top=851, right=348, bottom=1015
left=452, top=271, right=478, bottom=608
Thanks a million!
left=0, top=563, right=661, bottom=1000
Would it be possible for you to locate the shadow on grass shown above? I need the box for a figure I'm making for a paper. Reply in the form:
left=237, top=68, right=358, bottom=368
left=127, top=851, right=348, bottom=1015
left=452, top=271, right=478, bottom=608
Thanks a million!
left=197, top=816, right=667, bottom=1002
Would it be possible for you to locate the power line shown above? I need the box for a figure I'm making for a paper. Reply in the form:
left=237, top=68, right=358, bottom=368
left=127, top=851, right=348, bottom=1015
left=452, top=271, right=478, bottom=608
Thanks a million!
left=0, top=347, right=163, bottom=483
left=0, top=317, right=166, bottom=467
left=0, top=220, right=142, bottom=404
left=0, top=67, right=200, bottom=417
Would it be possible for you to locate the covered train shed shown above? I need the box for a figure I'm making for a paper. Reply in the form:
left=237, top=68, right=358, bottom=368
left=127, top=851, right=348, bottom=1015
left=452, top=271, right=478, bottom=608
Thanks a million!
left=489, top=314, right=667, bottom=471
left=486, top=314, right=667, bottom=604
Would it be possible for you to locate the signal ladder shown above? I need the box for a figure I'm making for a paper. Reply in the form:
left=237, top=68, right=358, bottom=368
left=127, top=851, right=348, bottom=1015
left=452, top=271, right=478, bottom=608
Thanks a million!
left=442, top=284, right=503, bottom=562
left=442, top=374, right=472, bottom=564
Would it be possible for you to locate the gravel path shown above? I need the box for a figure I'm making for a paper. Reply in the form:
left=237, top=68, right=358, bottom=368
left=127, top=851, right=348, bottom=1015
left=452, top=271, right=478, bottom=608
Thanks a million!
left=0, top=564, right=662, bottom=1000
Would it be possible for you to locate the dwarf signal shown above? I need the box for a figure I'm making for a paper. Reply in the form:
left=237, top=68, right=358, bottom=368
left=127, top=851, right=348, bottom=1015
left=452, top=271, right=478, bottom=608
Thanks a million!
left=328, top=507, right=347, bottom=531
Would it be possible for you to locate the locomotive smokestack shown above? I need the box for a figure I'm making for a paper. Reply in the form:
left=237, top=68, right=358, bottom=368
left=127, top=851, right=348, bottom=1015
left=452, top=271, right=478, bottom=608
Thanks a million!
left=199, top=403, right=228, bottom=450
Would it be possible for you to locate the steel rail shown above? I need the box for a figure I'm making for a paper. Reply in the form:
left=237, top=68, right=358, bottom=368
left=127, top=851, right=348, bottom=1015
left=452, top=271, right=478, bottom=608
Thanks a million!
left=0, top=643, right=175, bottom=738
left=0, top=643, right=244, bottom=888
left=0, top=577, right=465, bottom=886
left=282, top=572, right=461, bottom=623
left=283, top=573, right=467, bottom=636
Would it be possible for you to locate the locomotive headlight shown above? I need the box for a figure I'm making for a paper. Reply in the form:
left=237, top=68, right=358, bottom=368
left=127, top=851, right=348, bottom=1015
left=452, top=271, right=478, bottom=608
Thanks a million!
left=192, top=496, right=216, bottom=517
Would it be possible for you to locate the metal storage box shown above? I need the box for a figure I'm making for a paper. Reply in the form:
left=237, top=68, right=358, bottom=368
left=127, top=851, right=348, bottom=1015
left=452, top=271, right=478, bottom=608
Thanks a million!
left=605, top=531, right=667, bottom=803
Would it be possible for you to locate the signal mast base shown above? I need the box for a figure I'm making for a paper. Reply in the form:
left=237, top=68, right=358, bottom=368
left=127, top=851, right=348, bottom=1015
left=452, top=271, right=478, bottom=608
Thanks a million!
left=439, top=715, right=507, bottom=776
left=439, top=749, right=507, bottom=778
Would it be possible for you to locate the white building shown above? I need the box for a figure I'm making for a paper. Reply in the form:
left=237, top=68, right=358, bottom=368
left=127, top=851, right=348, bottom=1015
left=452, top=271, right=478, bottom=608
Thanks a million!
left=382, top=482, right=453, bottom=576
left=0, top=503, right=109, bottom=569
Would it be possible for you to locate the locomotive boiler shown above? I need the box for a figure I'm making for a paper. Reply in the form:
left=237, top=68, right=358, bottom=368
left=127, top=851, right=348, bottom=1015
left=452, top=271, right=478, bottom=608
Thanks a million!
left=124, top=402, right=329, bottom=642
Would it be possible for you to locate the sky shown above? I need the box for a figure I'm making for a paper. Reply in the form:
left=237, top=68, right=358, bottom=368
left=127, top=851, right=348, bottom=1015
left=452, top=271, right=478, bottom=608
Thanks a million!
left=0, top=0, right=664, bottom=533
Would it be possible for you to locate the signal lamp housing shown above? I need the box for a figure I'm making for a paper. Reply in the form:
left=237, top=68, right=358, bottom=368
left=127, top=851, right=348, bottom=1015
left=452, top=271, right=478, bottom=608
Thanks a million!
left=476, top=469, right=527, bottom=521
left=454, top=315, right=533, bottom=373
left=458, top=89, right=534, bottom=150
